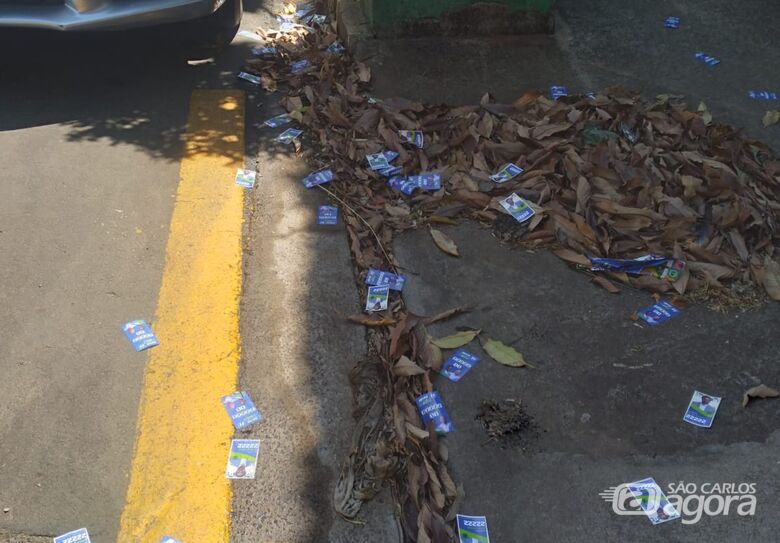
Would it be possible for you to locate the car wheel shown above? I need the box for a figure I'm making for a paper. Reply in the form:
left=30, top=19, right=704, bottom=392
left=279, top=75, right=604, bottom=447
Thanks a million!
left=185, top=0, right=243, bottom=59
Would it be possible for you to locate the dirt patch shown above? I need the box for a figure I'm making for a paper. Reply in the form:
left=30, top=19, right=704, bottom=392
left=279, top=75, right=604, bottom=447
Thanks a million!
left=476, top=399, right=537, bottom=448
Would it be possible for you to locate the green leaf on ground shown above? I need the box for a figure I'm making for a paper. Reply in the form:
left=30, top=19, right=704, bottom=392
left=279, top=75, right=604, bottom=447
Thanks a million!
left=431, top=329, right=480, bottom=349
left=763, top=110, right=780, bottom=127
left=483, top=338, right=528, bottom=367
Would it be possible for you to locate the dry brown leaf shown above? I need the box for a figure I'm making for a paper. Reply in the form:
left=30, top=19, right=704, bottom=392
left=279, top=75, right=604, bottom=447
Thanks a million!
left=742, top=384, right=779, bottom=407
left=763, top=110, right=780, bottom=127
left=553, top=248, right=590, bottom=267
left=762, top=256, right=780, bottom=301
left=394, top=355, right=425, bottom=377
left=592, top=276, right=620, bottom=294
left=347, top=314, right=397, bottom=326
left=430, top=228, right=459, bottom=257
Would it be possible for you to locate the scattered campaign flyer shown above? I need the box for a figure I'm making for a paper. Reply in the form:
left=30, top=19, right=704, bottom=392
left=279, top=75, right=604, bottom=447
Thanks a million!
left=317, top=205, right=339, bottom=225
left=122, top=320, right=159, bottom=352
left=365, top=285, right=390, bottom=312
left=490, top=163, right=524, bottom=183
left=440, top=349, right=481, bottom=382
left=683, top=390, right=721, bottom=428
left=275, top=128, right=303, bottom=144
left=278, top=21, right=295, bottom=32
left=664, top=16, right=680, bottom=28
left=326, top=41, right=345, bottom=55
left=236, top=71, right=261, bottom=85
left=226, top=439, right=260, bottom=479
left=457, top=515, right=490, bottom=543
left=399, top=130, right=425, bottom=148
left=251, top=46, right=277, bottom=57
left=160, top=537, right=182, bottom=543
left=290, top=59, right=311, bottom=74
left=237, top=30, right=263, bottom=41
left=416, top=391, right=453, bottom=434
left=53, top=528, right=91, bottom=543
left=499, top=193, right=536, bottom=223
left=365, top=268, right=406, bottom=291
left=378, top=165, right=403, bottom=177
left=636, top=300, right=681, bottom=326
left=302, top=168, right=334, bottom=188
left=694, top=52, right=720, bottom=66
left=748, top=90, right=778, bottom=100
left=306, top=14, right=327, bottom=26
left=550, top=85, right=568, bottom=100
left=626, top=477, right=681, bottom=525
left=263, top=113, right=292, bottom=127
left=407, top=173, right=441, bottom=191
left=366, top=152, right=392, bottom=171
left=221, top=392, right=263, bottom=431
left=234, top=169, right=256, bottom=188
left=388, top=176, right=417, bottom=195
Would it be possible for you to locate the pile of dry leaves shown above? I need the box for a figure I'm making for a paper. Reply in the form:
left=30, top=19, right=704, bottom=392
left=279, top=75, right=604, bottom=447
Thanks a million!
left=242, top=6, right=780, bottom=542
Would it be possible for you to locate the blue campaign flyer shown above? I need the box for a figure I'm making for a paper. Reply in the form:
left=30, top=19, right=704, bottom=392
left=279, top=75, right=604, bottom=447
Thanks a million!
left=367, top=152, right=391, bottom=171
left=317, top=205, right=339, bottom=225
left=388, top=176, right=417, bottom=195
left=550, top=85, right=568, bottom=100
left=399, top=130, right=424, bottom=148
left=440, top=349, right=481, bottom=382
left=416, top=391, right=453, bottom=434
left=489, top=163, right=524, bottom=183
left=365, top=285, right=389, bottom=312
left=221, top=392, right=263, bottom=431
left=302, top=168, right=334, bottom=188
left=122, top=320, right=159, bottom=352
left=276, top=128, right=303, bottom=144
left=664, top=16, right=680, bottom=28
left=637, top=300, right=681, bottom=326
left=499, top=193, right=535, bottom=223
left=160, top=537, right=182, bottom=543
left=53, top=528, right=91, bottom=543
left=683, top=390, right=721, bottom=428
left=236, top=71, right=261, bottom=85
left=408, top=173, right=441, bottom=191
left=457, top=515, right=490, bottom=543
left=365, top=268, right=406, bottom=291
left=226, top=439, right=260, bottom=479
left=234, top=169, right=256, bottom=188
left=626, top=477, right=681, bottom=525
left=290, top=59, right=311, bottom=74
left=251, top=46, right=277, bottom=57
left=263, top=113, right=292, bottom=127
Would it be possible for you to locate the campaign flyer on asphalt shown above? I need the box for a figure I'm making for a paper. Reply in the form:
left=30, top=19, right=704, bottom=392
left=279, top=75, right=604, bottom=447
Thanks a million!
left=53, top=528, right=91, bottom=543
left=226, top=439, right=260, bottom=479
left=683, top=390, right=721, bottom=428
left=416, top=391, right=453, bottom=434
left=456, top=515, right=490, bottom=543
left=317, top=205, right=339, bottom=225
left=365, top=285, right=389, bottom=312
left=626, top=477, right=681, bottom=524
left=440, top=349, right=481, bottom=382
left=221, top=392, right=263, bottom=431
left=160, top=537, right=182, bottom=543
left=122, top=320, right=159, bottom=352
left=234, top=169, right=256, bottom=188
left=636, top=300, right=681, bottom=326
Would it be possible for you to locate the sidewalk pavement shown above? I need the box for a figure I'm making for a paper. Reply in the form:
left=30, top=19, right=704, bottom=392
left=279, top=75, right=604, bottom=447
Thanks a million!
left=346, top=1, right=780, bottom=540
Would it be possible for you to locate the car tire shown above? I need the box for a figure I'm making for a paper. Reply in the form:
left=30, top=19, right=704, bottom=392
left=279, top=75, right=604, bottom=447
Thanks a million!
left=185, top=0, right=243, bottom=60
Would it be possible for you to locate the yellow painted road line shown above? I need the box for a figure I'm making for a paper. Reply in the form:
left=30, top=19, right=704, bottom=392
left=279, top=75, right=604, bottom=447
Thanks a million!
left=118, top=90, right=245, bottom=543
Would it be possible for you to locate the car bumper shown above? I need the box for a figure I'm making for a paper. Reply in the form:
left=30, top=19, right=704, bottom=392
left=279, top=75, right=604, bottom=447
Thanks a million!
left=0, top=0, right=221, bottom=31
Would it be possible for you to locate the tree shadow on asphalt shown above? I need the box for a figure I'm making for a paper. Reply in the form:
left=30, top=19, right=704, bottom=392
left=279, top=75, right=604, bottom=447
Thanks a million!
left=0, top=0, right=288, bottom=164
